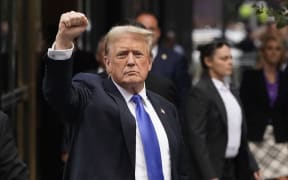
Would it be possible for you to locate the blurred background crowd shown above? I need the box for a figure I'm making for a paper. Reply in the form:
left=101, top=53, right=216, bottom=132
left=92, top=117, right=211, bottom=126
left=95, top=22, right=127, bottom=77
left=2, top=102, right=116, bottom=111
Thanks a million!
left=1, top=0, right=288, bottom=180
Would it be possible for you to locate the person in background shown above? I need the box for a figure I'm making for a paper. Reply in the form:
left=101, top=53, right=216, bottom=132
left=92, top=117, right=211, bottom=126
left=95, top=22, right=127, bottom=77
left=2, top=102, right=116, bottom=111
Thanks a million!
left=95, top=35, right=107, bottom=74
left=43, top=11, right=192, bottom=180
left=0, top=111, right=28, bottom=180
left=181, top=40, right=260, bottom=180
left=240, top=34, right=288, bottom=180
left=163, top=30, right=185, bottom=56
left=136, top=12, right=191, bottom=107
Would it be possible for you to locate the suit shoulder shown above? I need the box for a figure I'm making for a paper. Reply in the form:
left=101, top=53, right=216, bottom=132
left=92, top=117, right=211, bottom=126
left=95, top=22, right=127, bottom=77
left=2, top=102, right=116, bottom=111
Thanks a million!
left=147, top=73, right=175, bottom=87
left=188, top=79, right=213, bottom=100
left=158, top=47, right=184, bottom=60
left=189, top=84, right=207, bottom=97
left=72, top=72, right=101, bottom=80
left=148, top=90, right=176, bottom=108
left=242, top=69, right=261, bottom=78
left=241, top=69, right=262, bottom=85
left=72, top=72, right=103, bottom=89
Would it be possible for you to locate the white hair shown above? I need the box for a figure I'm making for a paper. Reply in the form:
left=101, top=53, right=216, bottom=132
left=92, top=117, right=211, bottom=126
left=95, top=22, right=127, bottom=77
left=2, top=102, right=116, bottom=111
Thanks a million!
left=105, top=25, right=153, bottom=55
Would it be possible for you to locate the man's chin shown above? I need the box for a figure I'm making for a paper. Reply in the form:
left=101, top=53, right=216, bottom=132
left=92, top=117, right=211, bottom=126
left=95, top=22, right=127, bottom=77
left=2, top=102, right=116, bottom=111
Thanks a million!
left=125, top=80, right=143, bottom=84
left=123, top=76, right=143, bottom=82
left=122, top=78, right=144, bottom=85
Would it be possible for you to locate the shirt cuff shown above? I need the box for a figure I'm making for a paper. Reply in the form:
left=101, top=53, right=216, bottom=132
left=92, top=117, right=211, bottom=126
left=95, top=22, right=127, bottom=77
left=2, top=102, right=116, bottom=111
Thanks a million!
left=47, top=42, right=74, bottom=60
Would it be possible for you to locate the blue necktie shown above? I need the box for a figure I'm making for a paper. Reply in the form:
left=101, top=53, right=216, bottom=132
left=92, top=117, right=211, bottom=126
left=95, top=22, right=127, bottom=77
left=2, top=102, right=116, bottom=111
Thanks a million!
left=131, top=94, right=164, bottom=180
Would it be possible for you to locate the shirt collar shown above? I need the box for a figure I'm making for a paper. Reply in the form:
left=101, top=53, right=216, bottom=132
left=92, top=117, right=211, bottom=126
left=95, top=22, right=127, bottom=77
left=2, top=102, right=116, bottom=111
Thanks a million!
left=111, top=79, right=148, bottom=104
left=211, top=78, right=230, bottom=91
left=152, top=45, right=158, bottom=60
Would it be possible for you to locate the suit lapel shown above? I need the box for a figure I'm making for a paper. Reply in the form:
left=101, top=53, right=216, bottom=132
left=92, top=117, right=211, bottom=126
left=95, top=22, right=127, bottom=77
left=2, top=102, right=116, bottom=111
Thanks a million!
left=230, top=84, right=241, bottom=103
left=103, top=78, right=136, bottom=167
left=258, top=70, right=271, bottom=107
left=146, top=91, right=177, bottom=163
left=201, top=76, right=228, bottom=126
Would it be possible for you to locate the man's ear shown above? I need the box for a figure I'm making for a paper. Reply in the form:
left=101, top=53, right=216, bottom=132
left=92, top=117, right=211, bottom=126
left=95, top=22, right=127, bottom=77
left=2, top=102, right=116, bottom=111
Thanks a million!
left=204, top=57, right=212, bottom=68
left=104, top=56, right=111, bottom=73
left=148, top=56, right=152, bottom=71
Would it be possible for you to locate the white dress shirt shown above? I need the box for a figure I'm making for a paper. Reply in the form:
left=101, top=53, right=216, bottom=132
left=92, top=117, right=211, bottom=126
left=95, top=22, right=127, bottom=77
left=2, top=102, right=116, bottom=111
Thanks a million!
left=212, top=78, right=242, bottom=158
left=113, top=82, right=171, bottom=180
left=47, top=45, right=171, bottom=180
left=151, top=45, right=158, bottom=60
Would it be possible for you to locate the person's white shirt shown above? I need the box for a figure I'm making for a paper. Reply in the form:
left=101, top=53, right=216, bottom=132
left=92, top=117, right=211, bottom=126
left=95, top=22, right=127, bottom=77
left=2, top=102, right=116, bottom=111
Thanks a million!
left=113, top=81, right=171, bottom=180
left=151, top=45, right=158, bottom=60
left=212, top=78, right=242, bottom=158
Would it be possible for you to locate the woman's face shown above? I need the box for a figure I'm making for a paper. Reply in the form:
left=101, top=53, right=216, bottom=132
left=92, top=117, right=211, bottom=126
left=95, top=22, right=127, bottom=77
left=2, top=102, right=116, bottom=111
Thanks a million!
left=262, top=40, right=283, bottom=66
left=205, top=45, right=233, bottom=81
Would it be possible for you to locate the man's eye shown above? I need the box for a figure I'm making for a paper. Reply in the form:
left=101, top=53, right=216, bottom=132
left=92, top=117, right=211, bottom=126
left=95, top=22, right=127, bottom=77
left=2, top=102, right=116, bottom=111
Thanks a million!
left=133, top=52, right=144, bottom=58
left=134, top=54, right=144, bottom=58
left=221, top=56, right=232, bottom=61
left=117, top=54, right=127, bottom=59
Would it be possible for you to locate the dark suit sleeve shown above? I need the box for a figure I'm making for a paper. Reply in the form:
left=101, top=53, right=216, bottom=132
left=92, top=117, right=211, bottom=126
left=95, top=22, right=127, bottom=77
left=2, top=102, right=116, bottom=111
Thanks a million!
left=239, top=70, right=258, bottom=123
left=43, top=56, right=92, bottom=114
left=247, top=148, right=259, bottom=172
left=182, top=87, right=217, bottom=179
left=0, top=112, right=28, bottom=180
left=174, top=55, right=191, bottom=104
left=235, top=120, right=259, bottom=179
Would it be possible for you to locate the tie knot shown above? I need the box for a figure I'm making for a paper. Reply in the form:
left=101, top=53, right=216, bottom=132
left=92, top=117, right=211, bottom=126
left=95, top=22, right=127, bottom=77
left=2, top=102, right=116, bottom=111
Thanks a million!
left=131, top=94, right=142, bottom=104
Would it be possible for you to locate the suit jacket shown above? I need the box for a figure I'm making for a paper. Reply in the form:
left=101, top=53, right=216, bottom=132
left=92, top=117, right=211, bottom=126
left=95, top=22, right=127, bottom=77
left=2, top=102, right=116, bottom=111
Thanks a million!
left=0, top=111, right=28, bottom=180
left=59, top=71, right=177, bottom=154
left=43, top=56, right=192, bottom=180
left=181, top=75, right=258, bottom=180
left=152, top=46, right=191, bottom=105
left=240, top=69, right=288, bottom=142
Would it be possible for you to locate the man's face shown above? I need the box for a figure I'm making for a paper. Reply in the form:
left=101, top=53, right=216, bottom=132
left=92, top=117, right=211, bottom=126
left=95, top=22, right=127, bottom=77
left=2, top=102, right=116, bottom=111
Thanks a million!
left=136, top=14, right=160, bottom=46
left=105, top=33, right=152, bottom=91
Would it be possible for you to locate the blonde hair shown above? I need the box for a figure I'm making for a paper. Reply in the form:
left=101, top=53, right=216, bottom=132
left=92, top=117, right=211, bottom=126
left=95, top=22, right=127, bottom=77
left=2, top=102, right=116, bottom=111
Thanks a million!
left=256, top=34, right=286, bottom=69
left=105, top=25, right=153, bottom=55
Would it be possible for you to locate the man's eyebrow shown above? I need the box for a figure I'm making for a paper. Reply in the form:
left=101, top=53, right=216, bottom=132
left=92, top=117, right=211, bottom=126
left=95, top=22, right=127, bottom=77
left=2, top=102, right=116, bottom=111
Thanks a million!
left=116, top=50, right=129, bottom=55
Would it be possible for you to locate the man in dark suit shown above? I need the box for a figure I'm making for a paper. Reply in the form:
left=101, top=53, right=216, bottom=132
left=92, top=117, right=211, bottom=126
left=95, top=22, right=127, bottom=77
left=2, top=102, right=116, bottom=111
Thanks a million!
left=136, top=12, right=191, bottom=106
left=43, top=11, right=191, bottom=180
left=0, top=111, right=28, bottom=180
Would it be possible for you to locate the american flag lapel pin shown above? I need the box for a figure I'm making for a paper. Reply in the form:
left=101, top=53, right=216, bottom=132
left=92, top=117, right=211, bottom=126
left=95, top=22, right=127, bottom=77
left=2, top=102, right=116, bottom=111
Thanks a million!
left=161, top=53, right=167, bottom=60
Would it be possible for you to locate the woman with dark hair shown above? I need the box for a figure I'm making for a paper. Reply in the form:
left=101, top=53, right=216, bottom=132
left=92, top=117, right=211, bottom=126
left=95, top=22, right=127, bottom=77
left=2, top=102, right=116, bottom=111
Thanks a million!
left=182, top=40, right=259, bottom=180
left=240, top=34, right=288, bottom=180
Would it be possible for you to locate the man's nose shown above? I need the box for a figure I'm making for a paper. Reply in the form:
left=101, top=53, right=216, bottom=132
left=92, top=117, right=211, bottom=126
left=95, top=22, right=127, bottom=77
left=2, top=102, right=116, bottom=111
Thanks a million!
left=127, top=52, right=135, bottom=65
left=228, top=58, right=233, bottom=67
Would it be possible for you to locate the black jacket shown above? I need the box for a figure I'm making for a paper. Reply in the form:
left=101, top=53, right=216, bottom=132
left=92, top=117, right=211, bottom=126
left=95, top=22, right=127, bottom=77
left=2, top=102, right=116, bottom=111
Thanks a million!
left=240, top=69, right=288, bottom=142
left=0, top=111, right=28, bottom=180
left=182, top=75, right=258, bottom=180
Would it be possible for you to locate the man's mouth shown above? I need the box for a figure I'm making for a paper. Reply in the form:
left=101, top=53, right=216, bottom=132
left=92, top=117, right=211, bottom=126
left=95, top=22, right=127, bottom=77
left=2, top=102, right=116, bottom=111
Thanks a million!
left=125, top=71, right=138, bottom=75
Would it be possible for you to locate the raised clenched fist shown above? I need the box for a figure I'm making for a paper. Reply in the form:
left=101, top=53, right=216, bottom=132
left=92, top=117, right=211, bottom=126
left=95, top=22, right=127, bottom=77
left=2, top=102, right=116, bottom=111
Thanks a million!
left=55, top=11, right=89, bottom=50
